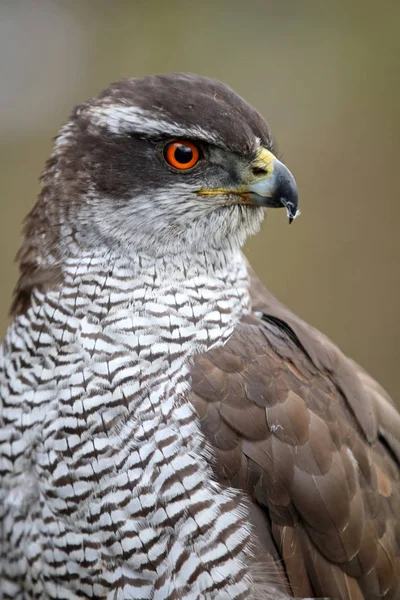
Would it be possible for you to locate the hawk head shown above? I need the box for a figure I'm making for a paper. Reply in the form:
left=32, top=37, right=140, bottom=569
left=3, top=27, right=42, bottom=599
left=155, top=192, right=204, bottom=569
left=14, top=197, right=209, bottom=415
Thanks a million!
left=31, top=73, right=298, bottom=260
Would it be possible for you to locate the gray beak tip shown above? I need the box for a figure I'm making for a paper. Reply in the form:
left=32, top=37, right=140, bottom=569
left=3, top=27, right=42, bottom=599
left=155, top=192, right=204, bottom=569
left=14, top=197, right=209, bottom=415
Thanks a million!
left=288, top=207, right=300, bottom=225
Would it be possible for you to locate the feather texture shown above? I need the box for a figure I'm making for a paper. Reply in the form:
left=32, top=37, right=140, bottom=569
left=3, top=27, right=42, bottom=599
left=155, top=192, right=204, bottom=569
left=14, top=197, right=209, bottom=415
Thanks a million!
left=1, top=249, right=258, bottom=599
left=189, top=270, right=400, bottom=599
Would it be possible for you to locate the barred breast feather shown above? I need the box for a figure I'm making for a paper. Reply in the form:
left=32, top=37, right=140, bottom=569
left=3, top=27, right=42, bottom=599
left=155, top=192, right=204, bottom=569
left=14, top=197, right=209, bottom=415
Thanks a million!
left=0, top=249, right=255, bottom=599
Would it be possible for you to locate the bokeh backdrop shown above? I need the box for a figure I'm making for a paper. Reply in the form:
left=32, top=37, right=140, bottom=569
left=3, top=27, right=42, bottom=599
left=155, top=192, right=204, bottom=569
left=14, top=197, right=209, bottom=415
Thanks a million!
left=0, top=0, right=399, bottom=403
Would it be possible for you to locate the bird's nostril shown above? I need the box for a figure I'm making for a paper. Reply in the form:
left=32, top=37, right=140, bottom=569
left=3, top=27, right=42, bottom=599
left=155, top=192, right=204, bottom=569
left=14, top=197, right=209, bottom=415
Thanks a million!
left=252, top=167, right=268, bottom=177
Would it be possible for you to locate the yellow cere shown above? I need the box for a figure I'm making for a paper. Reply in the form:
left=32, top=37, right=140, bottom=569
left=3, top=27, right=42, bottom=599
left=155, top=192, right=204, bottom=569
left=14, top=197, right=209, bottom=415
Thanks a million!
left=252, top=147, right=276, bottom=178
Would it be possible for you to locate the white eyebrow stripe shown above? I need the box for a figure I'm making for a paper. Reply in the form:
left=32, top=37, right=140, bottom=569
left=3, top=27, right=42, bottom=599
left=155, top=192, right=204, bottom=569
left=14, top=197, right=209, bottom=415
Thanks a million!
left=87, top=105, right=221, bottom=143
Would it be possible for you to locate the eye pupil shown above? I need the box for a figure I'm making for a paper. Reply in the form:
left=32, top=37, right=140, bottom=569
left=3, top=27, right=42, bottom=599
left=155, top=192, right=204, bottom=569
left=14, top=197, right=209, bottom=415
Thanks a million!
left=174, top=145, right=193, bottom=164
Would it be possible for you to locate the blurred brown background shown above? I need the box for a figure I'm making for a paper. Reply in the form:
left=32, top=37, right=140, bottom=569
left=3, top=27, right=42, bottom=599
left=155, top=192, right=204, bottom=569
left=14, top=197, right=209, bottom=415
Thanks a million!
left=0, top=0, right=399, bottom=402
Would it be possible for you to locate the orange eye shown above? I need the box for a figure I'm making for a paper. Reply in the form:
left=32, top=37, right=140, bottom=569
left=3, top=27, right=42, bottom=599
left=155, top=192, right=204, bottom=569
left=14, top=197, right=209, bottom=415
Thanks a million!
left=164, top=140, right=200, bottom=170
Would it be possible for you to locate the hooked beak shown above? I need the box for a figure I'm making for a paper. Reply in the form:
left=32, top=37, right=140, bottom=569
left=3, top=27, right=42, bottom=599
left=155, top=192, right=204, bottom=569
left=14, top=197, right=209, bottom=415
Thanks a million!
left=199, top=147, right=299, bottom=223
left=246, top=148, right=299, bottom=223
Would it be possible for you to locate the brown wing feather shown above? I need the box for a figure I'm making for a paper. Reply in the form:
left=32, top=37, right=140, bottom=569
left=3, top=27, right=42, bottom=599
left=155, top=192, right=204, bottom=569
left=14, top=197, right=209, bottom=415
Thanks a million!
left=189, top=269, right=400, bottom=599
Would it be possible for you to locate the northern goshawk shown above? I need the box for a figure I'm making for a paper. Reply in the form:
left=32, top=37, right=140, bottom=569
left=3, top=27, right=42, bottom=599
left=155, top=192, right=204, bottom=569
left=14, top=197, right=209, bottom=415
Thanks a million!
left=1, top=73, right=399, bottom=600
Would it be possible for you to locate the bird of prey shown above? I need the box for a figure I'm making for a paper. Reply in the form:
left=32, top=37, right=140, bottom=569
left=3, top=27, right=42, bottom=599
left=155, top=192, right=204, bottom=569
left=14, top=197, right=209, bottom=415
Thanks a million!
left=1, top=73, right=399, bottom=600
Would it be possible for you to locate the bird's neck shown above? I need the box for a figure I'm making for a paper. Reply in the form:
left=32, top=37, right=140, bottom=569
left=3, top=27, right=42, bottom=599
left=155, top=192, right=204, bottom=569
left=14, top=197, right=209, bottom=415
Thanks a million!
left=27, top=245, right=251, bottom=349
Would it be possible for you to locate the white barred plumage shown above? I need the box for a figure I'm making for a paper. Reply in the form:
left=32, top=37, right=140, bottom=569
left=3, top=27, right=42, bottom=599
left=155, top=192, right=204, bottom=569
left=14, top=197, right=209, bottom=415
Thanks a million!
left=1, top=248, right=253, bottom=599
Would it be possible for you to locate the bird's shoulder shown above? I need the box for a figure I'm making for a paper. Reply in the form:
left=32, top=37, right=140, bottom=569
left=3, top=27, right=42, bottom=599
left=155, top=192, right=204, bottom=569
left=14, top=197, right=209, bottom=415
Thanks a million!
left=189, top=268, right=400, bottom=599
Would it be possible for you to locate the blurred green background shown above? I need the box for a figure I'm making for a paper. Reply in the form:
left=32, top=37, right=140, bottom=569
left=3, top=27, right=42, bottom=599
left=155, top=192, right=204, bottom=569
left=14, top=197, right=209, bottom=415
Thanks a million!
left=0, top=0, right=399, bottom=403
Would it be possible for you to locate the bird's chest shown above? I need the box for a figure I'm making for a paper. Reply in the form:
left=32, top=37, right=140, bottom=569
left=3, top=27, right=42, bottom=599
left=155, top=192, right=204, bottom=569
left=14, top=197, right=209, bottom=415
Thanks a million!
left=32, top=295, right=237, bottom=518
left=1, top=263, right=252, bottom=597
